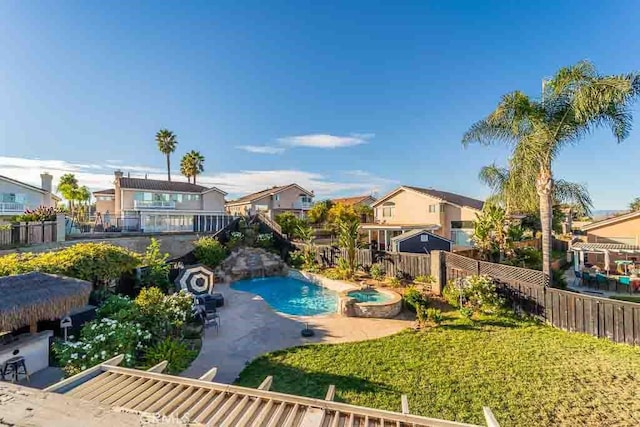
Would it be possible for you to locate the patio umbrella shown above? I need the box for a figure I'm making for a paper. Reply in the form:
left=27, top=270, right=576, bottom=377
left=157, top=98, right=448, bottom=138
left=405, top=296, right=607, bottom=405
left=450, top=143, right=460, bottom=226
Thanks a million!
left=174, top=264, right=216, bottom=295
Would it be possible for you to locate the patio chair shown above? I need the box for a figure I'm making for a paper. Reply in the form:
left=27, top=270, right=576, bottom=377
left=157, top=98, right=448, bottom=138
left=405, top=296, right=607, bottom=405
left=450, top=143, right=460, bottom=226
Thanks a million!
left=618, top=276, right=631, bottom=293
left=595, top=273, right=609, bottom=290
left=204, top=309, right=220, bottom=334
left=581, top=271, right=593, bottom=287
left=573, top=270, right=582, bottom=287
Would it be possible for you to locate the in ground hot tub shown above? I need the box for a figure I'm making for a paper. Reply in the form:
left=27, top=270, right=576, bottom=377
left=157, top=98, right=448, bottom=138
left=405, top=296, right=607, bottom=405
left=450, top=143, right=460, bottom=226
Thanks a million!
left=339, top=288, right=402, bottom=318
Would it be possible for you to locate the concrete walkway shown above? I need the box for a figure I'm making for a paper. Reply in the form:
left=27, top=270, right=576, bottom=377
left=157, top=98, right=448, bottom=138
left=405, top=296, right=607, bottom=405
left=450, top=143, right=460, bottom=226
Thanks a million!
left=181, top=283, right=413, bottom=384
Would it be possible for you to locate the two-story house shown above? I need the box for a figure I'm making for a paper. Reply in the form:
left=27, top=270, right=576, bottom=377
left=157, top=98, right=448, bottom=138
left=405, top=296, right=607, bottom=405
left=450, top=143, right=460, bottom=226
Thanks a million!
left=0, top=173, right=60, bottom=221
left=93, top=171, right=228, bottom=233
left=225, top=184, right=314, bottom=219
left=362, top=185, right=484, bottom=250
left=330, top=194, right=376, bottom=223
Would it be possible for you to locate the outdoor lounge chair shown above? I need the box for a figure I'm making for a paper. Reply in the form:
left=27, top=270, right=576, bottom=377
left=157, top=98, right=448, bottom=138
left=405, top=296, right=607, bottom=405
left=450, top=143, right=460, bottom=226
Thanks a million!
left=581, top=271, right=593, bottom=287
left=618, top=276, right=631, bottom=293
left=596, top=273, right=609, bottom=290
left=573, top=270, right=582, bottom=286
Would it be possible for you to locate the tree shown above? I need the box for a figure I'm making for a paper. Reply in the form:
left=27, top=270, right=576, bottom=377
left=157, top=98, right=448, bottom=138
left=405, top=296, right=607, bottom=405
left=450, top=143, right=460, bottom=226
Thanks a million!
left=307, top=200, right=333, bottom=225
left=180, top=150, right=205, bottom=184
left=463, top=61, right=640, bottom=284
left=274, top=212, right=305, bottom=239
left=327, top=203, right=359, bottom=232
left=156, top=129, right=178, bottom=181
left=337, top=218, right=360, bottom=277
left=479, top=163, right=592, bottom=217
left=630, top=198, right=640, bottom=212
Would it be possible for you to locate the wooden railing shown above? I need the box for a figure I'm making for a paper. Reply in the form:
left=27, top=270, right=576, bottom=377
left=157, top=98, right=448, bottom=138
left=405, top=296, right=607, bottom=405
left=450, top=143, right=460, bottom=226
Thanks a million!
left=255, top=212, right=283, bottom=236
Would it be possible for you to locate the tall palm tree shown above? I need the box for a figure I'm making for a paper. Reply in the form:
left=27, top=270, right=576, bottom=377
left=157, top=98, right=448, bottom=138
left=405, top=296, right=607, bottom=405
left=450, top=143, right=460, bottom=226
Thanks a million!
left=463, top=61, right=640, bottom=284
left=155, top=129, right=178, bottom=181
left=180, top=155, right=192, bottom=183
left=181, top=150, right=205, bottom=184
left=478, top=163, right=593, bottom=216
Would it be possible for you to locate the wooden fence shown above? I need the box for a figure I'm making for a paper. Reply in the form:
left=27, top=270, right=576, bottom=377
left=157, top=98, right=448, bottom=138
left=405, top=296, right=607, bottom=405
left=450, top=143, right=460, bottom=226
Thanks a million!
left=292, top=243, right=431, bottom=279
left=443, top=251, right=640, bottom=346
left=0, top=221, right=57, bottom=249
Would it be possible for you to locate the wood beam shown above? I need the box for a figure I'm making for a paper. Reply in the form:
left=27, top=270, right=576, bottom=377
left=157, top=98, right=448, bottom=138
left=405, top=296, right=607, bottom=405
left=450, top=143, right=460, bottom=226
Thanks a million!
left=258, top=375, right=273, bottom=390
left=146, top=361, right=168, bottom=373
left=198, top=367, right=218, bottom=381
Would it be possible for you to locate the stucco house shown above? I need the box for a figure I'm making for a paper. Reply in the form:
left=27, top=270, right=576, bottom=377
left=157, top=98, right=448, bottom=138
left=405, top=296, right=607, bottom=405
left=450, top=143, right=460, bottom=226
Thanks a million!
left=573, top=210, right=640, bottom=269
left=93, top=171, right=228, bottom=233
left=0, top=173, right=60, bottom=220
left=225, top=184, right=314, bottom=219
left=362, top=185, right=484, bottom=251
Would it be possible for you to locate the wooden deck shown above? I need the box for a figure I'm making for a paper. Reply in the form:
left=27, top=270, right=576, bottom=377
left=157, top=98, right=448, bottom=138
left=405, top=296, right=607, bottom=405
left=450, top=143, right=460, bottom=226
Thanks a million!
left=45, top=357, right=486, bottom=427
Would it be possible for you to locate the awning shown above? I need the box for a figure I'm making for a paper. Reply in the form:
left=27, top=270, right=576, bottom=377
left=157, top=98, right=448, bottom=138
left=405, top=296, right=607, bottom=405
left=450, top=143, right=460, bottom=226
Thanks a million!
left=571, top=242, right=640, bottom=254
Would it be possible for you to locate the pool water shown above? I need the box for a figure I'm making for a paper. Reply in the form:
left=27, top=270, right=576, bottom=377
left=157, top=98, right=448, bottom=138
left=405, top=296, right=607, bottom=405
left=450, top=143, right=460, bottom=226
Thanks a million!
left=347, top=289, right=391, bottom=303
left=231, top=276, right=338, bottom=316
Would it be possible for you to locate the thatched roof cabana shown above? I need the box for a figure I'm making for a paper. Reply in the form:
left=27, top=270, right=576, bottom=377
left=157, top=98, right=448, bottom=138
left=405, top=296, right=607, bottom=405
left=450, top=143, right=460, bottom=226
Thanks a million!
left=0, top=272, right=91, bottom=332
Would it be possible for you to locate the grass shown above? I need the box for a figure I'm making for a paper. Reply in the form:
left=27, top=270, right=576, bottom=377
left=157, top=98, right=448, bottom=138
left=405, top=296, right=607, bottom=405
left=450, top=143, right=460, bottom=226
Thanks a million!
left=610, top=295, right=640, bottom=303
left=236, top=311, right=640, bottom=427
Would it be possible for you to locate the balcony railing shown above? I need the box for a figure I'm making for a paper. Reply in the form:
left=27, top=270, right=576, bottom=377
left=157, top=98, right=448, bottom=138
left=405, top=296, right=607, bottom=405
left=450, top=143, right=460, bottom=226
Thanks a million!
left=293, top=202, right=312, bottom=209
left=0, top=202, right=25, bottom=213
left=133, top=200, right=176, bottom=209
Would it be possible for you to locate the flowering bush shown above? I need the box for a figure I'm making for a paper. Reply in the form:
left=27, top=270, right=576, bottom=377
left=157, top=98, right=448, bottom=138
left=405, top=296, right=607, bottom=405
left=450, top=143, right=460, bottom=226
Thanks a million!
left=53, top=317, right=152, bottom=376
left=445, top=275, right=504, bottom=313
left=14, top=206, right=65, bottom=222
left=256, top=233, right=274, bottom=249
left=134, top=287, right=194, bottom=339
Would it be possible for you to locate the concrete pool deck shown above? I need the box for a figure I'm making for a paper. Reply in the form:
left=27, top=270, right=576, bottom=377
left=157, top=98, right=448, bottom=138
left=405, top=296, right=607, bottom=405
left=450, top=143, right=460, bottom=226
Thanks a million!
left=181, top=282, right=413, bottom=384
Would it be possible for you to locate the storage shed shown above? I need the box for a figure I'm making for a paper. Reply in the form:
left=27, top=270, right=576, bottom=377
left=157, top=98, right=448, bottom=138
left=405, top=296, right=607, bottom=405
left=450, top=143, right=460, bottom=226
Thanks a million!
left=390, top=229, right=452, bottom=254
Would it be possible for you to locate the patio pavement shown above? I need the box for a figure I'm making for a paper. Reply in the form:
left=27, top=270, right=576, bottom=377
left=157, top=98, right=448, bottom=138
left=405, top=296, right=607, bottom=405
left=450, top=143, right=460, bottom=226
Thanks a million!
left=181, top=283, right=413, bottom=384
left=563, top=269, right=637, bottom=298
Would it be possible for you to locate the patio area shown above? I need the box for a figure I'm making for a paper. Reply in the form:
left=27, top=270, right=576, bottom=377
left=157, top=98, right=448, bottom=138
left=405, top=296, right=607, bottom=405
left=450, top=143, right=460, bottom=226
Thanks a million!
left=569, top=241, right=640, bottom=294
left=181, top=282, right=413, bottom=383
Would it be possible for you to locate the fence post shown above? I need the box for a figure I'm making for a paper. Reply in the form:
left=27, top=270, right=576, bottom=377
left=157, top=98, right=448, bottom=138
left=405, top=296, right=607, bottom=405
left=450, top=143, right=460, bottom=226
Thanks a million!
left=55, top=214, right=66, bottom=242
left=430, top=250, right=444, bottom=296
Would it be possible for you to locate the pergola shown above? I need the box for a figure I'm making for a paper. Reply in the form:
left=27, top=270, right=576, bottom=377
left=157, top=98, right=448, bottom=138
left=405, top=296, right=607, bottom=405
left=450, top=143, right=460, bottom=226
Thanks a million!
left=0, top=272, right=91, bottom=333
left=571, top=242, right=640, bottom=274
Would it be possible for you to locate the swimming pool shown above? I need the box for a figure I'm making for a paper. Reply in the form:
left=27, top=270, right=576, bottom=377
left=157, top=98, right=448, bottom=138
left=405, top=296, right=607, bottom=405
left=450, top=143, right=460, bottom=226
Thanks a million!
left=347, top=289, right=392, bottom=303
left=231, top=276, right=338, bottom=316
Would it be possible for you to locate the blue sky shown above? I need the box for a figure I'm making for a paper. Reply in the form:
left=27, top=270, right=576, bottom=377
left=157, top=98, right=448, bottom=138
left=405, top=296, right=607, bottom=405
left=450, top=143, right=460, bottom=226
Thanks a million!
left=1, top=1, right=639, bottom=208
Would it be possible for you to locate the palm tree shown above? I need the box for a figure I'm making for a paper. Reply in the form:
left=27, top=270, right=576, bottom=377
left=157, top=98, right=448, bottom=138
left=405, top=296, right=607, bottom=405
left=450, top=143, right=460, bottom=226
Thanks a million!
left=463, top=61, right=640, bottom=284
left=57, top=173, right=79, bottom=216
left=180, top=155, right=192, bottom=183
left=337, top=218, right=360, bottom=277
left=156, top=129, right=178, bottom=181
left=181, top=150, right=205, bottom=184
left=479, top=163, right=593, bottom=217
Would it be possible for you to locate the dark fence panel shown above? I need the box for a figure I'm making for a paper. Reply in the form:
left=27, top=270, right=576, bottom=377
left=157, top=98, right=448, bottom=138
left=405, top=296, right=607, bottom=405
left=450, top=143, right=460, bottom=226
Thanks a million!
left=0, top=221, right=57, bottom=248
left=292, top=243, right=430, bottom=279
left=443, top=251, right=640, bottom=346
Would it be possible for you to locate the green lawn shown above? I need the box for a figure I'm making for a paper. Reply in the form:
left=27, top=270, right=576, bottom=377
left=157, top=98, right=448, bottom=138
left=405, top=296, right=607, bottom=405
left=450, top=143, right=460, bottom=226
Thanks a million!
left=610, top=295, right=640, bottom=303
left=236, top=312, right=640, bottom=427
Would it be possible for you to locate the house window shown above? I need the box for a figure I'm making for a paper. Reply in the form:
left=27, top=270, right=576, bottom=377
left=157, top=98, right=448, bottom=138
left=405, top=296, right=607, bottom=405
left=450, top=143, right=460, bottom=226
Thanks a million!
left=440, top=204, right=446, bottom=213
left=273, top=194, right=280, bottom=201
left=2, top=193, right=16, bottom=203
left=382, top=202, right=395, bottom=218
left=451, top=221, right=475, bottom=229
left=428, top=204, right=436, bottom=213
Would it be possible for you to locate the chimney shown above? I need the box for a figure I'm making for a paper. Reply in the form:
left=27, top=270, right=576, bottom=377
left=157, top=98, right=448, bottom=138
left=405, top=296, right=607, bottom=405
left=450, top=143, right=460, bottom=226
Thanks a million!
left=114, top=170, right=124, bottom=180
left=40, top=172, right=53, bottom=193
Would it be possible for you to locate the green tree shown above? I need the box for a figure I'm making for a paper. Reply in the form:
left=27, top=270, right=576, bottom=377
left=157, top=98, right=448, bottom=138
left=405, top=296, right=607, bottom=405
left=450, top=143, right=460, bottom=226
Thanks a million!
left=156, top=129, right=178, bottom=181
left=140, top=238, right=171, bottom=292
left=337, top=218, right=360, bottom=277
left=275, top=212, right=305, bottom=239
left=307, top=200, right=332, bottom=225
left=479, top=163, right=592, bottom=217
left=327, top=203, right=359, bottom=233
left=630, top=198, right=640, bottom=212
left=180, top=150, right=205, bottom=184
left=57, top=173, right=79, bottom=216
left=463, top=61, right=640, bottom=284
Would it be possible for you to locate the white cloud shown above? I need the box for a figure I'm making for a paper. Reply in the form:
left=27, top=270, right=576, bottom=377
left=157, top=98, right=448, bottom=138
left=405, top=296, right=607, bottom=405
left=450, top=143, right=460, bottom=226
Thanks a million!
left=278, top=133, right=374, bottom=149
left=235, top=145, right=285, bottom=154
left=0, top=156, right=396, bottom=200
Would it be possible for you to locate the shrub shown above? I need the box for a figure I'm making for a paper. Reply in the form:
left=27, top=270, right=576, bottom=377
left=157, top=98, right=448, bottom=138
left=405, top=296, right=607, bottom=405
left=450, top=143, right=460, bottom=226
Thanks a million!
left=370, top=263, right=385, bottom=281
left=227, top=231, right=244, bottom=250
left=256, top=233, right=274, bottom=249
left=459, top=306, right=474, bottom=320
left=96, top=294, right=135, bottom=319
left=14, top=206, right=65, bottom=222
left=275, top=212, right=306, bottom=239
left=416, top=304, right=429, bottom=326
left=142, top=338, right=197, bottom=375
left=134, top=287, right=194, bottom=339
left=552, top=269, right=567, bottom=289
left=415, top=275, right=435, bottom=284
left=287, top=250, right=305, bottom=268
left=0, top=242, right=140, bottom=284
left=403, top=287, right=425, bottom=312
left=323, top=267, right=350, bottom=280
left=426, top=308, right=443, bottom=325
left=53, top=317, right=152, bottom=376
left=194, top=236, right=228, bottom=268
left=443, top=281, right=462, bottom=308
left=139, top=238, right=171, bottom=292
left=387, top=277, right=402, bottom=288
